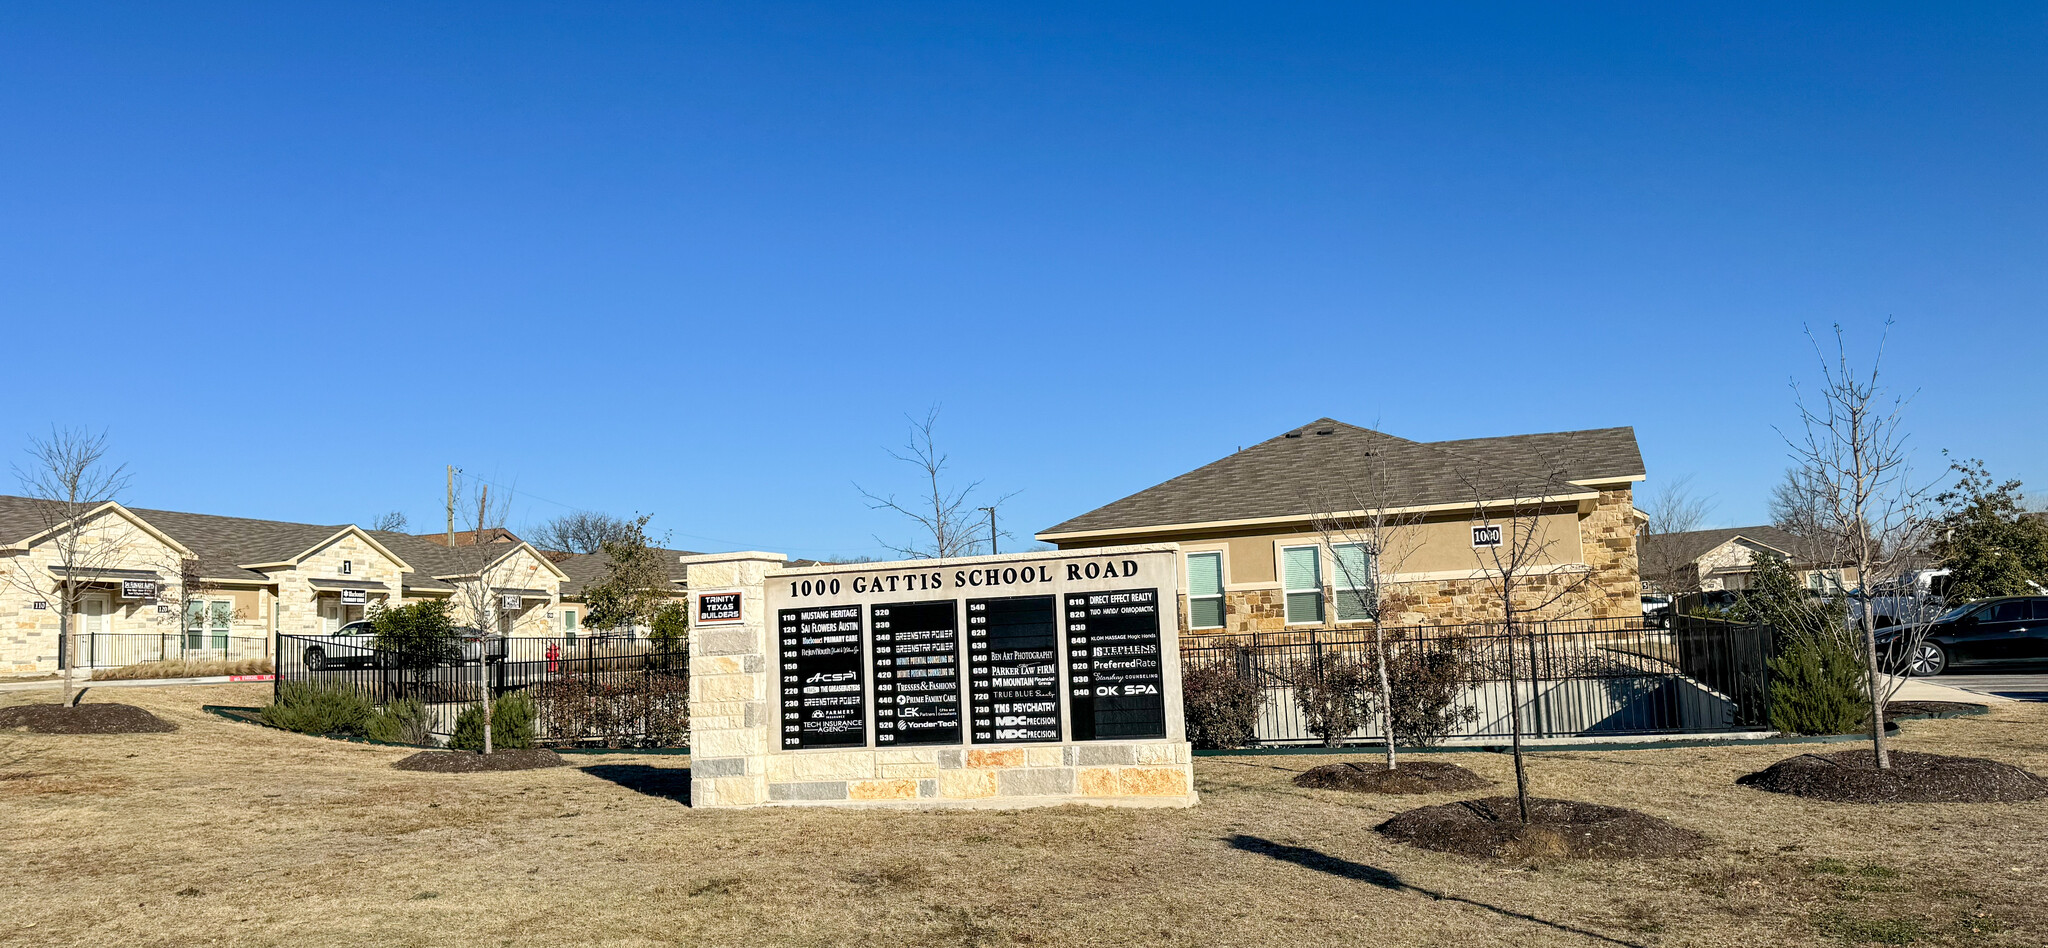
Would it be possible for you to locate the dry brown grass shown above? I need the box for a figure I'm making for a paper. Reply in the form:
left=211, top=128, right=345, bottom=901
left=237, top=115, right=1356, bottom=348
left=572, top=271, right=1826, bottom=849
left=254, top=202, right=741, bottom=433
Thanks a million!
left=1, top=683, right=2044, bottom=947
left=89, top=657, right=274, bottom=681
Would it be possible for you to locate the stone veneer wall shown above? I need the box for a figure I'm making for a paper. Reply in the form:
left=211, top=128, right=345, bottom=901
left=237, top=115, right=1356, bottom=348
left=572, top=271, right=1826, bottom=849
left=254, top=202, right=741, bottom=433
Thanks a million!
left=1177, top=486, right=1642, bottom=640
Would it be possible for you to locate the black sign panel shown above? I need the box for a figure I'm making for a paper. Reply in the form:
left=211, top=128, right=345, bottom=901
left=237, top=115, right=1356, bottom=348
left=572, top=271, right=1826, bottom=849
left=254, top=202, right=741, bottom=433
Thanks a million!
left=1065, top=588, right=1167, bottom=741
left=698, top=591, right=743, bottom=624
left=871, top=600, right=962, bottom=746
left=121, top=579, right=158, bottom=601
left=965, top=595, right=1062, bottom=744
left=777, top=605, right=866, bottom=749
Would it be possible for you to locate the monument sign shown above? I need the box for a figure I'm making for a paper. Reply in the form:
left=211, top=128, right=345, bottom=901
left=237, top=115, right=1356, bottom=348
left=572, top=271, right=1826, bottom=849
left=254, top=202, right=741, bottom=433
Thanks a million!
left=685, top=545, right=1196, bottom=809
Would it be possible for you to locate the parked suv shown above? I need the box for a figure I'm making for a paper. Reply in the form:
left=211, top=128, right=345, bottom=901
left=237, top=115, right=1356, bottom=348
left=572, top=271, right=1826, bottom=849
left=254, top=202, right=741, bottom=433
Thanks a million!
left=301, top=621, right=507, bottom=671
left=1881, top=596, right=2048, bottom=676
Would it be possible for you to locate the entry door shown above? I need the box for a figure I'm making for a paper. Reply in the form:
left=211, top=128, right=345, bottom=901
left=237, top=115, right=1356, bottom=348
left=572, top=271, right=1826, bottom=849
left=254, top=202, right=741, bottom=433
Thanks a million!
left=79, top=593, right=111, bottom=665
left=321, top=599, right=342, bottom=635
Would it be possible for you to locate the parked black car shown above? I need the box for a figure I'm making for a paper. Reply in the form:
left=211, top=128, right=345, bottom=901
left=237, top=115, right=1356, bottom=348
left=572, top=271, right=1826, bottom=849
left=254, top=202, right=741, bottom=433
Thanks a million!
left=1881, top=596, right=2048, bottom=676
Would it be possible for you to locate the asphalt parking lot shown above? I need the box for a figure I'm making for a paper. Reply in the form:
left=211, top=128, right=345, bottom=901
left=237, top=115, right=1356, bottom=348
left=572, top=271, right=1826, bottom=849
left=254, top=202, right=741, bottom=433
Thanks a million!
left=1926, top=670, right=2048, bottom=702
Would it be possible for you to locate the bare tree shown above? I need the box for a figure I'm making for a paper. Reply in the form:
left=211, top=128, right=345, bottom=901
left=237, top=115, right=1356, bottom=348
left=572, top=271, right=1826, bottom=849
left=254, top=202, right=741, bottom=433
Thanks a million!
left=1303, top=429, right=1430, bottom=768
left=1638, top=474, right=1716, bottom=595
left=370, top=511, right=409, bottom=533
left=3, top=428, right=137, bottom=705
left=1778, top=323, right=1936, bottom=770
left=450, top=481, right=518, bottom=755
left=856, top=407, right=1015, bottom=560
left=530, top=510, right=641, bottom=555
left=1768, top=467, right=1833, bottom=541
left=1458, top=443, right=1598, bottom=823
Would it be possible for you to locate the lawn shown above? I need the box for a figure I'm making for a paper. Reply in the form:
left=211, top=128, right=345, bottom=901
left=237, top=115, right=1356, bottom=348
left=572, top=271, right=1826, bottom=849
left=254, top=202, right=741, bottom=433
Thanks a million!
left=2, top=683, right=2044, bottom=947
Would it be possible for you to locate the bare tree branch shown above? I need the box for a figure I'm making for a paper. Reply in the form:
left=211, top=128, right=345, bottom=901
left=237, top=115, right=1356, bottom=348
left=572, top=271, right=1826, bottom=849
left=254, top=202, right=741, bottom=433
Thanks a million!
left=3, top=427, right=139, bottom=704
left=855, top=407, right=1017, bottom=560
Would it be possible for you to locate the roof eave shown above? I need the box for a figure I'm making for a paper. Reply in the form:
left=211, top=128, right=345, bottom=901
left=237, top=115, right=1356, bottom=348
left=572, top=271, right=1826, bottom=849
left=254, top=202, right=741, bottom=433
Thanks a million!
left=1037, top=491, right=1602, bottom=543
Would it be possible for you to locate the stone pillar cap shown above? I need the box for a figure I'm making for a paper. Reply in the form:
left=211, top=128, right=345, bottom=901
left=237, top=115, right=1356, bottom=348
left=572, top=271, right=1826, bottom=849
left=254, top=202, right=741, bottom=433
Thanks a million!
left=676, top=551, right=788, bottom=566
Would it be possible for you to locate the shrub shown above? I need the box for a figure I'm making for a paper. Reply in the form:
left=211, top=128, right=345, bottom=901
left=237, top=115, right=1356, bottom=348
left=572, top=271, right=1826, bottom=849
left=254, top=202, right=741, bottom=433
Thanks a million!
left=448, top=692, right=537, bottom=752
left=1286, top=651, right=1374, bottom=747
left=533, top=672, right=690, bottom=747
left=1768, top=629, right=1869, bottom=736
left=261, top=681, right=373, bottom=736
left=1379, top=635, right=1480, bottom=746
left=365, top=698, right=434, bottom=745
left=1181, top=659, right=1262, bottom=749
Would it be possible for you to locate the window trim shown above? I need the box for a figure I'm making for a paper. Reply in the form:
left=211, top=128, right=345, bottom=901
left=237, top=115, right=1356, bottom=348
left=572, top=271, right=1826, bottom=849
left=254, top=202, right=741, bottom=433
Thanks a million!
left=1279, top=543, right=1324, bottom=626
left=1330, top=541, right=1376, bottom=623
left=1186, top=551, right=1226, bottom=630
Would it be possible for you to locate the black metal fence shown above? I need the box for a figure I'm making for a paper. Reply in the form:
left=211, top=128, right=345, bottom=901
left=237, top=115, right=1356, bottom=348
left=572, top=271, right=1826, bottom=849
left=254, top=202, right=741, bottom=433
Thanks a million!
left=82, top=633, right=272, bottom=669
left=274, top=633, right=689, bottom=747
left=1180, top=616, right=1775, bottom=745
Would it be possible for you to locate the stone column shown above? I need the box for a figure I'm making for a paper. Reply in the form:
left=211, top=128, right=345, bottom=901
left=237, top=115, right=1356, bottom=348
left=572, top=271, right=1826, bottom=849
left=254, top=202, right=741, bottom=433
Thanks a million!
left=681, top=552, right=786, bottom=808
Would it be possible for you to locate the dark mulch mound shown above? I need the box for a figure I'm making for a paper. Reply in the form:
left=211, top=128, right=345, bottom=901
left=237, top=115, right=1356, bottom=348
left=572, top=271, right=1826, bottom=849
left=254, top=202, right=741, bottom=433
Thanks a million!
left=1882, top=700, right=1989, bottom=720
left=1738, top=750, right=2048, bottom=803
left=1294, top=760, right=1491, bottom=795
left=0, top=703, right=176, bottom=734
left=1377, top=796, right=1706, bottom=862
left=392, top=748, right=567, bottom=773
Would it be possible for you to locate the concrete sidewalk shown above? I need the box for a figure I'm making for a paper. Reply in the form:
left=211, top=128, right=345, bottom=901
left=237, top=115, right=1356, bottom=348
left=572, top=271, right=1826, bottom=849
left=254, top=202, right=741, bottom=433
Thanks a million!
left=1884, top=674, right=2017, bottom=704
left=0, top=674, right=271, bottom=694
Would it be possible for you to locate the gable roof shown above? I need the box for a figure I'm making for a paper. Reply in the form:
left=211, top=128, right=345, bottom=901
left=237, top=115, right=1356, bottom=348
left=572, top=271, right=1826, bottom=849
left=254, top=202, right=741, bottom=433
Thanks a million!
left=0, top=499, right=197, bottom=560
left=553, top=547, right=695, bottom=599
left=1638, top=524, right=1829, bottom=567
left=1038, top=419, right=1644, bottom=539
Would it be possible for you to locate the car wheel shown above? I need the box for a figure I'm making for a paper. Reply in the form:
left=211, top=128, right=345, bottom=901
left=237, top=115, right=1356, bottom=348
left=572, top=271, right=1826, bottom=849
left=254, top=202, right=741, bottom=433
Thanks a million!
left=305, top=647, right=327, bottom=671
left=1907, top=642, right=1947, bottom=677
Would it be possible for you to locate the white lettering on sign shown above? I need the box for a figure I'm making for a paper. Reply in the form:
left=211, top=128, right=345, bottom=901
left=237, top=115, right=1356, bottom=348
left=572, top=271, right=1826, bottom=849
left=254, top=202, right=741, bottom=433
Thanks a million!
left=341, top=588, right=368, bottom=606
left=697, top=590, right=744, bottom=624
left=1472, top=524, right=1503, bottom=548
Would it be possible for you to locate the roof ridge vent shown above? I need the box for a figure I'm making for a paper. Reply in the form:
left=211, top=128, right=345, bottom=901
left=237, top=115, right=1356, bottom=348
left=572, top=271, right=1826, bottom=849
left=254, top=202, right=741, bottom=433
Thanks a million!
left=1315, top=428, right=1334, bottom=436
left=1284, top=431, right=1303, bottom=438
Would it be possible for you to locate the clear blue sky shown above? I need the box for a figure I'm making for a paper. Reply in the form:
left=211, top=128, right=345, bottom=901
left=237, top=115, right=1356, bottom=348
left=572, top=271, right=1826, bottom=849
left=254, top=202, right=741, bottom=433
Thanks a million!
left=4, top=4, right=2043, bottom=559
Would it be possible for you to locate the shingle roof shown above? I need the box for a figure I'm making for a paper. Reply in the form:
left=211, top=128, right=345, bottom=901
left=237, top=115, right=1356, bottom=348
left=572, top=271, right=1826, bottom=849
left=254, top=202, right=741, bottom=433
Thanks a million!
left=552, top=548, right=694, bottom=599
left=1039, top=419, right=1645, bottom=537
left=0, top=494, right=485, bottom=591
left=1638, top=524, right=1826, bottom=567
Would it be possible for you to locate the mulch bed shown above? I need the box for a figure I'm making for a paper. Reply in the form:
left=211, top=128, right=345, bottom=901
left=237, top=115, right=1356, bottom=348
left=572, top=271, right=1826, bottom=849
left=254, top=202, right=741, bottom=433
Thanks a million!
left=392, top=748, right=568, bottom=773
left=0, top=703, right=176, bottom=734
left=1738, top=750, right=2048, bottom=803
left=1293, top=760, right=1491, bottom=795
left=1377, top=796, right=1706, bottom=862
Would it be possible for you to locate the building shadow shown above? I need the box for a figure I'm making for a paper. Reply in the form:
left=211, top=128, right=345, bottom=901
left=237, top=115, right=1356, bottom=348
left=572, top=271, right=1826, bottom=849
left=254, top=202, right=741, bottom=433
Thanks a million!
left=579, top=764, right=692, bottom=805
left=1226, top=835, right=1647, bottom=948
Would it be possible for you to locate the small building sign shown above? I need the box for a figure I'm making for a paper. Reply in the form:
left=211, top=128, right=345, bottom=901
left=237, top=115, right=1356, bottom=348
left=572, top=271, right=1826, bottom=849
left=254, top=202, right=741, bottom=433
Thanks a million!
left=696, top=590, right=743, bottom=625
left=32, top=600, right=47, bottom=610
left=1471, top=524, right=1503, bottom=548
left=501, top=593, right=521, bottom=611
left=121, top=579, right=159, bottom=601
left=340, top=588, right=368, bottom=606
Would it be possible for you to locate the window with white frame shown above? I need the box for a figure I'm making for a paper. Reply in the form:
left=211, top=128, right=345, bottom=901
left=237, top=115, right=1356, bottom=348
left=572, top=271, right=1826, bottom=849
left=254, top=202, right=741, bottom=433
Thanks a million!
left=1187, top=552, right=1224, bottom=630
left=185, top=599, right=231, bottom=650
left=562, top=608, right=579, bottom=637
left=1281, top=545, right=1323, bottom=625
left=1331, top=542, right=1376, bottom=622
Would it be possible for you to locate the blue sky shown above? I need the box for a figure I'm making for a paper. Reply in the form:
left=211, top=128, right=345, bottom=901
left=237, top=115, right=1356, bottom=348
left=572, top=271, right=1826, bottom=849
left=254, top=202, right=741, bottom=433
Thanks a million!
left=4, top=3, right=2043, bottom=558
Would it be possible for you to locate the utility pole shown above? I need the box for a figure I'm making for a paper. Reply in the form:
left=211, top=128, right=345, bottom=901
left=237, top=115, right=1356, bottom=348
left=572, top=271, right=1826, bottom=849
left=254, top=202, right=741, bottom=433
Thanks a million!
left=978, top=506, right=997, bottom=556
left=446, top=465, right=456, bottom=547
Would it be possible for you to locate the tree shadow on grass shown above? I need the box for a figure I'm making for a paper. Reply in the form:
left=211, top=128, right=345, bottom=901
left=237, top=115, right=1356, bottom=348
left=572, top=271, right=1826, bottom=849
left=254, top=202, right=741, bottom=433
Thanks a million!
left=1227, top=835, right=1647, bottom=948
left=580, top=764, right=692, bottom=805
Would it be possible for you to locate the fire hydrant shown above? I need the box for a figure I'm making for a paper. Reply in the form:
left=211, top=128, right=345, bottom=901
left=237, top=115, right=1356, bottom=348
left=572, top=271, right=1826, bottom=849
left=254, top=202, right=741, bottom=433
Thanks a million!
left=545, top=641, right=561, bottom=675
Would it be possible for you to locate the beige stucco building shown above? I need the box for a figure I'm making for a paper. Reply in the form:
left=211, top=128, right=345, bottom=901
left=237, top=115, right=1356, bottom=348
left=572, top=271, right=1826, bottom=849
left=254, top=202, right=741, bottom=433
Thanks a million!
left=0, top=495, right=673, bottom=675
left=1036, top=419, right=1647, bottom=638
left=1637, top=524, right=1854, bottom=595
